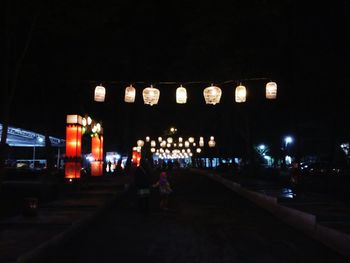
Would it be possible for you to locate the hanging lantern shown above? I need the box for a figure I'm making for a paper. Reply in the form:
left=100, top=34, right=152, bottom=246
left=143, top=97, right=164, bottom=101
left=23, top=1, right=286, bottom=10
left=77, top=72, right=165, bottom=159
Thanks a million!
left=178, top=137, right=183, bottom=143
left=158, top=137, right=162, bottom=142
left=235, top=84, right=246, bottom=103
left=124, top=85, right=136, bottom=103
left=143, top=85, right=160, bottom=106
left=210, top=136, right=214, bottom=141
left=137, top=140, right=144, bottom=147
left=199, top=140, right=204, bottom=147
left=188, top=137, right=194, bottom=143
left=150, top=148, right=156, bottom=153
left=265, top=81, right=277, bottom=99
left=187, top=149, right=191, bottom=153
left=94, top=85, right=106, bottom=102
left=203, top=84, right=222, bottom=105
left=167, top=143, right=171, bottom=148
left=209, top=140, right=216, bottom=147
left=185, top=141, right=190, bottom=148
left=145, top=136, right=150, bottom=142
left=167, top=137, right=173, bottom=144
left=150, top=140, right=156, bottom=147
left=193, top=143, right=196, bottom=147
left=160, top=141, right=166, bottom=148
left=179, top=143, right=183, bottom=147
left=196, top=148, right=201, bottom=153
left=176, top=85, right=187, bottom=104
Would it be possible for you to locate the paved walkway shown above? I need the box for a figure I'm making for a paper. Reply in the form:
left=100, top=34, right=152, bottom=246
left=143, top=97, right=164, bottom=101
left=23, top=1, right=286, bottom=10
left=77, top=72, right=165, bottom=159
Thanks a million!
left=0, top=176, right=131, bottom=262
left=43, top=170, right=347, bottom=263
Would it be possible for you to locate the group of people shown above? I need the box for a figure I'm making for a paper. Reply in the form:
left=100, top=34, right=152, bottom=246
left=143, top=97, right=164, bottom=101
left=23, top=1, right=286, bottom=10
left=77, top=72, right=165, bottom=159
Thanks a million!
left=133, top=158, right=173, bottom=213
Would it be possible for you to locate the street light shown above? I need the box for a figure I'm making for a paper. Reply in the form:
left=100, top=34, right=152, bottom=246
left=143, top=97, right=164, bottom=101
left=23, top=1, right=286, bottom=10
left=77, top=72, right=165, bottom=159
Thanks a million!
left=284, top=136, right=293, bottom=147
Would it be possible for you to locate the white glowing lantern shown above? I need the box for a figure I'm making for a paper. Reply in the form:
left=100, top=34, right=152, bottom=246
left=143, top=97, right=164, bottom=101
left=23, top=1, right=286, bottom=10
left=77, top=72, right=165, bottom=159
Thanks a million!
left=94, top=85, right=106, bottom=102
left=235, top=85, right=247, bottom=103
left=158, top=137, right=162, bottom=142
left=178, top=137, right=183, bottom=143
left=160, top=148, right=164, bottom=153
left=185, top=141, right=190, bottom=148
left=199, top=140, right=204, bottom=147
left=187, top=149, right=191, bottom=153
left=188, top=137, right=194, bottom=143
left=209, top=140, right=216, bottom=147
left=167, top=143, right=171, bottom=148
left=200, top=137, right=204, bottom=141
left=137, top=140, right=144, bottom=147
left=265, top=81, right=277, bottom=99
left=96, top=123, right=101, bottom=133
left=145, top=136, right=150, bottom=142
left=196, top=148, right=201, bottom=153
left=161, top=141, right=166, bottom=148
left=179, top=143, right=183, bottom=147
left=189, top=153, right=193, bottom=157
left=150, top=148, right=156, bottom=153
left=174, top=143, right=177, bottom=147
left=210, top=136, right=214, bottom=141
left=193, top=143, right=196, bottom=147
left=87, top=116, right=92, bottom=125
left=82, top=118, right=87, bottom=127
left=203, top=84, right=222, bottom=105
left=167, top=137, right=173, bottom=144
left=176, top=85, right=187, bottom=104
left=143, top=85, right=160, bottom=106
left=182, top=149, right=186, bottom=153
left=151, top=140, right=156, bottom=147
left=124, top=85, right=136, bottom=103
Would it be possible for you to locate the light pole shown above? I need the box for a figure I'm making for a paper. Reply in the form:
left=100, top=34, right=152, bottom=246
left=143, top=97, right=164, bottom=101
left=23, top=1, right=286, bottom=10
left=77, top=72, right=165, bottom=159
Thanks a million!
left=32, top=136, right=44, bottom=169
left=283, top=136, right=293, bottom=166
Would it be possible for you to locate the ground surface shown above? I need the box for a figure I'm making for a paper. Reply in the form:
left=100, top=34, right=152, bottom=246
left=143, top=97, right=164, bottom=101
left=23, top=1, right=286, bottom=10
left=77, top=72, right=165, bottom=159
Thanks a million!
left=47, top=170, right=347, bottom=263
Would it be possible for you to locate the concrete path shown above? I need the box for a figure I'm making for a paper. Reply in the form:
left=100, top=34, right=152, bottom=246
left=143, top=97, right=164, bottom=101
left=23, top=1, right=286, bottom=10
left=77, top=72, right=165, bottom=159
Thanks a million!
left=45, top=170, right=347, bottom=263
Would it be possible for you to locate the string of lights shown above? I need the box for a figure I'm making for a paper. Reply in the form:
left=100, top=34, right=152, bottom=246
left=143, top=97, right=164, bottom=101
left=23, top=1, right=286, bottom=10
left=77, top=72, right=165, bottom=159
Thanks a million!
left=91, top=78, right=277, bottom=105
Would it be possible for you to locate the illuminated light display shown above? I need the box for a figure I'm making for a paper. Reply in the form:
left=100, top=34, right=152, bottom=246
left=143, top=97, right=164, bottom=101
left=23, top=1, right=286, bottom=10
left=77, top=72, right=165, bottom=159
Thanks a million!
left=65, top=162, right=81, bottom=179
left=131, top=149, right=141, bottom=166
left=265, top=81, right=277, bottom=99
left=151, top=140, right=156, bottom=147
left=125, top=85, right=136, bottom=103
left=235, top=84, right=247, bottom=103
left=176, top=85, right=187, bottom=104
left=209, top=140, right=216, bottom=147
left=142, top=85, right=160, bottom=106
left=137, top=140, right=145, bottom=147
left=203, top=85, right=222, bottom=105
left=65, top=115, right=83, bottom=179
left=94, top=85, right=106, bottom=102
left=91, top=135, right=104, bottom=176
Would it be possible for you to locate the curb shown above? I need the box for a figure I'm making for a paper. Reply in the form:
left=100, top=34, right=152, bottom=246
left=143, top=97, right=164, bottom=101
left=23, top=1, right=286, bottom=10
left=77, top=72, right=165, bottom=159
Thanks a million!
left=191, top=169, right=350, bottom=259
left=16, top=186, right=130, bottom=263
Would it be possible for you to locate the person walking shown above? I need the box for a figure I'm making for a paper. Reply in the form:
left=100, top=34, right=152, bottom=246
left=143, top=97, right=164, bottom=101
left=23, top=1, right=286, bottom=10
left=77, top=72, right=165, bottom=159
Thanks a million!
left=153, top=171, right=172, bottom=211
left=134, top=159, right=151, bottom=214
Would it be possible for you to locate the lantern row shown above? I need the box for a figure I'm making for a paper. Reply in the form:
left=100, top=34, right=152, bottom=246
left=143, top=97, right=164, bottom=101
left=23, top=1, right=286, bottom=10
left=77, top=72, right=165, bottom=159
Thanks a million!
left=94, top=82, right=277, bottom=105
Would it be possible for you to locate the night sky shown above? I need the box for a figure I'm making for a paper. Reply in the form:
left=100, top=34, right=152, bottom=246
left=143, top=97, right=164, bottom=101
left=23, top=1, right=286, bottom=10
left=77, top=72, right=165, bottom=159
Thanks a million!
left=2, top=1, right=350, bottom=155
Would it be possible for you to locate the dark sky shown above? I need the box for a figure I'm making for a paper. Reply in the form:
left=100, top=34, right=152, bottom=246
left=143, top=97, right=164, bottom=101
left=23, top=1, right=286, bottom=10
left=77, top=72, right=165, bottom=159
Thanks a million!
left=2, top=0, right=350, bottom=154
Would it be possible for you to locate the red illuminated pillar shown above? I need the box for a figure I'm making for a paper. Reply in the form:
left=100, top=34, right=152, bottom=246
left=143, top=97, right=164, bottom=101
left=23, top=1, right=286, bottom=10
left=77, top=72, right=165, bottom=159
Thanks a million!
left=131, top=147, right=141, bottom=166
left=91, top=134, right=103, bottom=176
left=65, top=115, right=82, bottom=179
